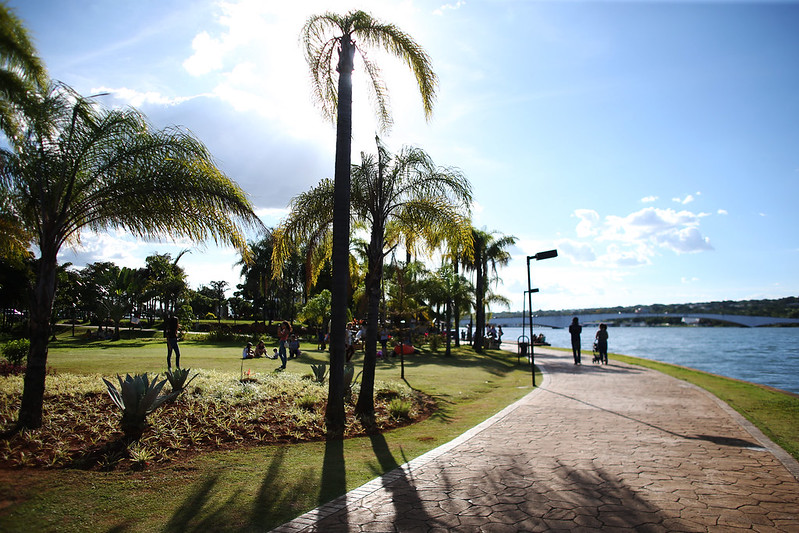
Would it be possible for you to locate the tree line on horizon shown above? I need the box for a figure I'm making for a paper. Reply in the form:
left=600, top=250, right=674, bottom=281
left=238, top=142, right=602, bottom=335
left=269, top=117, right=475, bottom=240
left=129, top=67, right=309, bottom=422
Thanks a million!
left=494, top=296, right=799, bottom=320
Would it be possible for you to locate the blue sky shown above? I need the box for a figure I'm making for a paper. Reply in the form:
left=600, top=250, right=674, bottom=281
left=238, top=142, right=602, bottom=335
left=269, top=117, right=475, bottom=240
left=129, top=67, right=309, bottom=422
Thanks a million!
left=11, top=0, right=799, bottom=312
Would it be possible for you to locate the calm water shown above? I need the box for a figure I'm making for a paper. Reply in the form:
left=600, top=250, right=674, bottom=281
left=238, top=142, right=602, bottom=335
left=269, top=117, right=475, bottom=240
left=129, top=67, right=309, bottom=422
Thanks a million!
left=487, top=326, right=799, bottom=395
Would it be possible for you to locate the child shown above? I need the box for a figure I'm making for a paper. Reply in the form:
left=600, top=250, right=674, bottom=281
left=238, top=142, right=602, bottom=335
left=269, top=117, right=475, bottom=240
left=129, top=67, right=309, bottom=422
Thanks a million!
left=289, top=334, right=301, bottom=358
left=254, top=340, right=266, bottom=358
left=242, top=342, right=254, bottom=359
left=272, top=348, right=279, bottom=360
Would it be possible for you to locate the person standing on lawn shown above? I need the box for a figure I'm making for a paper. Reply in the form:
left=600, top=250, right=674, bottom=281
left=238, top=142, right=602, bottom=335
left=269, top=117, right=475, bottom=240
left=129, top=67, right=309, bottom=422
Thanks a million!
left=166, top=315, right=181, bottom=370
left=277, top=321, right=291, bottom=369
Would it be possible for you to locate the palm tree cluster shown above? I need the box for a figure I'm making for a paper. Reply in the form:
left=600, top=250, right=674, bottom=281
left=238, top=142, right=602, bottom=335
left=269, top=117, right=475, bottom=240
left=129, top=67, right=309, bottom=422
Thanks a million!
left=298, top=9, right=519, bottom=435
left=0, top=5, right=263, bottom=430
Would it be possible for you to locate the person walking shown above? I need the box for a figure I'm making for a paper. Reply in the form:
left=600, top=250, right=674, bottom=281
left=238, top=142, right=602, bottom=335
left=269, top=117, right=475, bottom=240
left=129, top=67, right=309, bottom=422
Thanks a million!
left=595, top=323, right=609, bottom=365
left=569, top=316, right=582, bottom=365
left=277, top=321, right=291, bottom=369
left=166, top=315, right=180, bottom=371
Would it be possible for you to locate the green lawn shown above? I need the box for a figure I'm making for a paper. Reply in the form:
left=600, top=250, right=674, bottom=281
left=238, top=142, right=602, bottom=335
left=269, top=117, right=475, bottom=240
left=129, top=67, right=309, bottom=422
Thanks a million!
left=0, top=335, right=535, bottom=532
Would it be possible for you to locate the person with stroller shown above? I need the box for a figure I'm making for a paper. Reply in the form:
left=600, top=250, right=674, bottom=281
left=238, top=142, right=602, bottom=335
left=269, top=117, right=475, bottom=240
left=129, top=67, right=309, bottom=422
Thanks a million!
left=595, top=323, right=609, bottom=365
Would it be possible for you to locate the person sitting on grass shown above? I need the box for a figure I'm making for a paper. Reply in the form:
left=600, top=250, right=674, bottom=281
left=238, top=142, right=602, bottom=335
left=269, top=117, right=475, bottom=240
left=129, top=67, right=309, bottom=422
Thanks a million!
left=289, top=334, right=301, bottom=358
left=272, top=348, right=279, bottom=360
left=242, top=342, right=254, bottom=359
left=254, top=340, right=266, bottom=358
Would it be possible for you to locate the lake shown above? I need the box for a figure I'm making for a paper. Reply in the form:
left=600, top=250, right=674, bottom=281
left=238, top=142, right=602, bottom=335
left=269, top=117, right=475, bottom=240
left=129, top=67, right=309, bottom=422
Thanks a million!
left=474, top=325, right=799, bottom=395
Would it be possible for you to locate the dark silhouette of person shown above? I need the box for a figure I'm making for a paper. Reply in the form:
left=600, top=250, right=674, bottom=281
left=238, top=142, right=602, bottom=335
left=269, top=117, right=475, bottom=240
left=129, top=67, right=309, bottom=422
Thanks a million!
left=569, top=316, right=582, bottom=365
left=166, top=315, right=180, bottom=370
left=595, top=323, right=609, bottom=365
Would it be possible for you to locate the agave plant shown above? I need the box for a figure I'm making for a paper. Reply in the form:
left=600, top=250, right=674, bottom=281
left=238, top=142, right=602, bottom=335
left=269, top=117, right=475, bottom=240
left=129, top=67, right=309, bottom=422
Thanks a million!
left=103, top=373, right=179, bottom=440
left=310, top=363, right=328, bottom=383
left=343, top=363, right=361, bottom=399
left=165, top=368, right=198, bottom=393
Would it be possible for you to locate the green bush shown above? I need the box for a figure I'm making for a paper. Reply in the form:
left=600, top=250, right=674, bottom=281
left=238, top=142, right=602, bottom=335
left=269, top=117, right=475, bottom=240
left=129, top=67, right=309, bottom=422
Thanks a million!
left=103, top=373, right=179, bottom=440
left=297, top=393, right=321, bottom=411
left=388, top=398, right=412, bottom=420
left=310, top=363, right=327, bottom=383
left=2, top=338, right=29, bottom=366
left=428, top=333, right=441, bottom=352
left=206, top=326, right=236, bottom=343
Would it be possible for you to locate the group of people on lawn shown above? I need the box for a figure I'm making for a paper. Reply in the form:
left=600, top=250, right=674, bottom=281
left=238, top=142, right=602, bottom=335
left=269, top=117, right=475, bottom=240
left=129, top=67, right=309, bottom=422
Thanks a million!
left=241, top=320, right=301, bottom=370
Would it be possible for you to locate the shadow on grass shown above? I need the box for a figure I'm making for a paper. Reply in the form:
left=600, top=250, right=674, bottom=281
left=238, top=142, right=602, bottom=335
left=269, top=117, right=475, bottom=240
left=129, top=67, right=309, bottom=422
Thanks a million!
left=387, top=347, right=521, bottom=379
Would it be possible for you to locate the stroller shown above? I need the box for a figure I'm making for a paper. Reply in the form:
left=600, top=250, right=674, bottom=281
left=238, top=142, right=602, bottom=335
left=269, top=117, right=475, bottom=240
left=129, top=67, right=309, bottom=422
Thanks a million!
left=592, top=341, right=602, bottom=364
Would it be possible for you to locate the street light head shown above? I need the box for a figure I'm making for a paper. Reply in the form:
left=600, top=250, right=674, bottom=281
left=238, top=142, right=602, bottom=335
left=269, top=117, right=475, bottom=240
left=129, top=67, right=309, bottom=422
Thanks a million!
left=533, top=249, right=558, bottom=261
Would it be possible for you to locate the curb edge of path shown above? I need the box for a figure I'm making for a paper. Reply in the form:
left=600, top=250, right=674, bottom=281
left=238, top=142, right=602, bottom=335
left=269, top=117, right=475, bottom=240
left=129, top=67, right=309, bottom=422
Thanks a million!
left=270, top=360, right=552, bottom=532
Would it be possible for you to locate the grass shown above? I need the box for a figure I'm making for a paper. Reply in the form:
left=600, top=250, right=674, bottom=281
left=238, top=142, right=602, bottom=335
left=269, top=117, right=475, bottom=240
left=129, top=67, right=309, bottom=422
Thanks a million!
left=0, top=335, right=534, bottom=532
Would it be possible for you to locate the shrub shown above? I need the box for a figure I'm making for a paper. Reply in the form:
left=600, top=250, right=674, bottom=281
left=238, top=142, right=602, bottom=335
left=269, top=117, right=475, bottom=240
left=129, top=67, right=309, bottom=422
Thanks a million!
left=310, top=363, right=327, bottom=383
left=165, top=368, right=198, bottom=393
left=206, top=325, right=236, bottom=343
left=297, top=393, right=321, bottom=411
left=2, top=338, right=29, bottom=366
left=428, top=333, right=441, bottom=353
left=387, top=398, right=412, bottom=420
left=103, top=373, right=179, bottom=440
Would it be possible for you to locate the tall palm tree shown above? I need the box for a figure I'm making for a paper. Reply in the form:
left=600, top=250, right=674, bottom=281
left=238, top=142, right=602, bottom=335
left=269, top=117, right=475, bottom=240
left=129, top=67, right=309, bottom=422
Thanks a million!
left=275, top=143, right=472, bottom=429
left=0, top=3, right=47, bottom=144
left=301, top=10, right=437, bottom=437
left=467, top=228, right=516, bottom=353
left=1, top=84, right=262, bottom=429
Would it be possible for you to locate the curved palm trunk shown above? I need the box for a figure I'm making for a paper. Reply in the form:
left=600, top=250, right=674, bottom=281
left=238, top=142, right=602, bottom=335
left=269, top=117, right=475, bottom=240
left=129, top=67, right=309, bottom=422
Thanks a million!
left=325, top=36, right=355, bottom=438
left=453, top=258, right=461, bottom=348
left=355, top=223, right=384, bottom=430
left=474, top=251, right=485, bottom=353
left=18, top=240, right=58, bottom=429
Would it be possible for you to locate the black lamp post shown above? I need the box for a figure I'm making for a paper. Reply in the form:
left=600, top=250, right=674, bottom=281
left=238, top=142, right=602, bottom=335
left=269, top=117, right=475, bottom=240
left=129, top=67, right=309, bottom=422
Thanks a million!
left=526, top=249, right=558, bottom=386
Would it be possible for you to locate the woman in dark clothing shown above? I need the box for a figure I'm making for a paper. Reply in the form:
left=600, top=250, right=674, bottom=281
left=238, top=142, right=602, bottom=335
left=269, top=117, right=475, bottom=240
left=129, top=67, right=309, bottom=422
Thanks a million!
left=595, top=323, right=609, bottom=365
left=166, top=315, right=180, bottom=370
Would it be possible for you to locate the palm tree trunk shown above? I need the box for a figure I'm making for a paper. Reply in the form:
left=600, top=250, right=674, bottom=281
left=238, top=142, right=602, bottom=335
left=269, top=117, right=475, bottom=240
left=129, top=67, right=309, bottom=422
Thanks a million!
left=474, top=252, right=485, bottom=353
left=18, top=243, right=58, bottom=429
left=325, top=35, right=355, bottom=438
left=453, top=257, right=460, bottom=348
left=355, top=225, right=384, bottom=430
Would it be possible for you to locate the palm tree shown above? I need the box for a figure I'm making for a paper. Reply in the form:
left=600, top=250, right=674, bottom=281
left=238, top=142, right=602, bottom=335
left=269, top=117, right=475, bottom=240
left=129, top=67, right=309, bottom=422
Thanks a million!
left=0, top=4, right=47, bottom=143
left=467, top=228, right=516, bottom=353
left=275, top=143, right=472, bottom=429
left=301, top=10, right=437, bottom=437
left=351, top=142, right=471, bottom=427
left=1, top=84, right=262, bottom=429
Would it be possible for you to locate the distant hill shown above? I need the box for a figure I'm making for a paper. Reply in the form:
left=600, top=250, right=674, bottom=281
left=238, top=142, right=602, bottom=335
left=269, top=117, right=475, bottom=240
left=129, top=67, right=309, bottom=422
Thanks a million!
left=494, top=296, right=799, bottom=320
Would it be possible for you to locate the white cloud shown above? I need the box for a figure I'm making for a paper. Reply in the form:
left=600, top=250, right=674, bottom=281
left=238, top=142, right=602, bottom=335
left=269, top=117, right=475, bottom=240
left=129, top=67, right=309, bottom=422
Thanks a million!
left=672, top=191, right=701, bottom=205
left=91, top=86, right=196, bottom=107
left=641, top=195, right=658, bottom=203
left=566, top=206, right=713, bottom=272
left=717, top=209, right=728, bottom=215
left=556, top=239, right=596, bottom=263
left=183, top=31, right=227, bottom=76
left=573, top=209, right=600, bottom=238
left=434, top=1, right=466, bottom=16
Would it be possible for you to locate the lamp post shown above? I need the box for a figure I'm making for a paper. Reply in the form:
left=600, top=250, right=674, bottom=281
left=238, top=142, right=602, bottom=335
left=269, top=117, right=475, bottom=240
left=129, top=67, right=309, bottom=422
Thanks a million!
left=526, top=249, right=558, bottom=386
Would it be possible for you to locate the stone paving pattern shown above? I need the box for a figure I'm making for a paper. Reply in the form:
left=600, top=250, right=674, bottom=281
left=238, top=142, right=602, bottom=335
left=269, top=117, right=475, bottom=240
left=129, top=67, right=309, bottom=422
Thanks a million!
left=273, top=348, right=799, bottom=532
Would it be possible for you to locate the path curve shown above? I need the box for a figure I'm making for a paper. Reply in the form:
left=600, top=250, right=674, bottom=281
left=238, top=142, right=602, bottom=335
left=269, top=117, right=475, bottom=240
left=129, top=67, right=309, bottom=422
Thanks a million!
left=273, top=348, right=799, bottom=532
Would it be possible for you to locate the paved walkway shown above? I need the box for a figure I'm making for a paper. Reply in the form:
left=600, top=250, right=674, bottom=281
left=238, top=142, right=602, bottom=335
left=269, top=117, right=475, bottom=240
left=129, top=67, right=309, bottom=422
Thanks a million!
left=273, top=348, right=799, bottom=532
